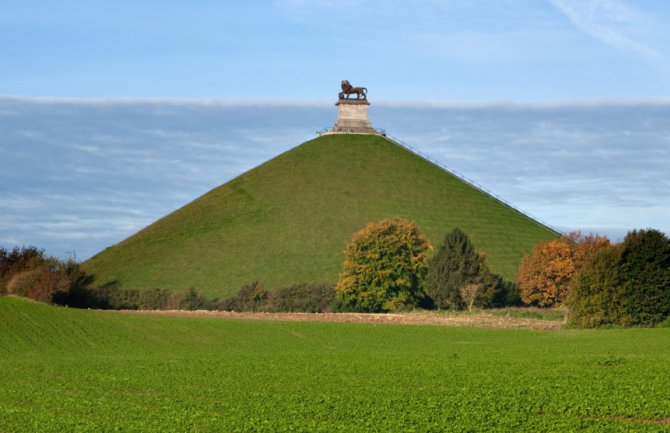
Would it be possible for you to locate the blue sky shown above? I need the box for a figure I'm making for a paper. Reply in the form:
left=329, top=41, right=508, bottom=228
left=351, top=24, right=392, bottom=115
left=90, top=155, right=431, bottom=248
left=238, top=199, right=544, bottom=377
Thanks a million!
left=3, top=0, right=670, bottom=100
left=1, top=1, right=670, bottom=259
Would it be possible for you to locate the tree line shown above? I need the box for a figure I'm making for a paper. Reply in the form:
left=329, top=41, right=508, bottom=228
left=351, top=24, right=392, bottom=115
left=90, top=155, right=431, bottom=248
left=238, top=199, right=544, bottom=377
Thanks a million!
left=2, top=221, right=668, bottom=327
left=335, top=219, right=515, bottom=313
left=0, top=247, right=336, bottom=312
left=333, top=219, right=669, bottom=327
left=516, top=229, right=670, bottom=327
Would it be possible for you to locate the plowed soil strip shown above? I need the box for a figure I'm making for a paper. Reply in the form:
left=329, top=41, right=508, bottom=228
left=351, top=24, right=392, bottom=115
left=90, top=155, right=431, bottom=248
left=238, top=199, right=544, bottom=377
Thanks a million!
left=113, top=309, right=563, bottom=330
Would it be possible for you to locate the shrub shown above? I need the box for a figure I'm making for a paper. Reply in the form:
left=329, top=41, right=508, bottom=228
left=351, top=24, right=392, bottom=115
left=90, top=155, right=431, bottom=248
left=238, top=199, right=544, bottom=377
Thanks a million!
left=268, top=283, right=335, bottom=313
left=102, top=287, right=141, bottom=309
left=499, top=281, right=522, bottom=307
left=1, top=247, right=47, bottom=294
left=180, top=288, right=213, bottom=311
left=7, top=265, right=70, bottom=302
left=1, top=247, right=92, bottom=304
left=459, top=283, right=482, bottom=312
left=219, top=281, right=268, bottom=311
left=1, top=246, right=42, bottom=272
left=59, top=286, right=208, bottom=310
left=480, top=269, right=512, bottom=308
left=137, top=288, right=184, bottom=310
left=336, top=219, right=431, bottom=312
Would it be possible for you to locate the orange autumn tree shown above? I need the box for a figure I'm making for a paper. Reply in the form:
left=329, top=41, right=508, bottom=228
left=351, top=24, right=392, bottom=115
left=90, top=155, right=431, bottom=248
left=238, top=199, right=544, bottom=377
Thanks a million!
left=516, top=233, right=609, bottom=307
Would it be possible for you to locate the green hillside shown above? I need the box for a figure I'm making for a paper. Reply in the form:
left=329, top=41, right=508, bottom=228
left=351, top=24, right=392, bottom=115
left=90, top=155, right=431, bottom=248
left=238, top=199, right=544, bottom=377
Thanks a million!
left=84, top=134, right=558, bottom=297
left=2, top=296, right=670, bottom=432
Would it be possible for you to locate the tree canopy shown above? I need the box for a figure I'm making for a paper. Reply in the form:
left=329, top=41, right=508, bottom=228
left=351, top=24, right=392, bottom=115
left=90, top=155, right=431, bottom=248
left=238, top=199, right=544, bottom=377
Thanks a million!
left=425, top=228, right=482, bottom=310
left=516, top=233, right=609, bottom=307
left=568, top=229, right=670, bottom=327
left=618, top=229, right=670, bottom=325
left=425, top=228, right=507, bottom=310
left=335, top=219, right=431, bottom=312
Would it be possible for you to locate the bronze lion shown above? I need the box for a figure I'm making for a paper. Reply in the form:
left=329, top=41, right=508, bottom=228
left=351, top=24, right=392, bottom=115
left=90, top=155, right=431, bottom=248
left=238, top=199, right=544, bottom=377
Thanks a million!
left=339, top=80, right=367, bottom=100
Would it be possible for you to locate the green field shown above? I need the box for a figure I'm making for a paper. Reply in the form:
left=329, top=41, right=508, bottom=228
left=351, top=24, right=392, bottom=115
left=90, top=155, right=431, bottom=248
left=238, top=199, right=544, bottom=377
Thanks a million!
left=84, top=134, right=558, bottom=297
left=1, top=296, right=669, bottom=432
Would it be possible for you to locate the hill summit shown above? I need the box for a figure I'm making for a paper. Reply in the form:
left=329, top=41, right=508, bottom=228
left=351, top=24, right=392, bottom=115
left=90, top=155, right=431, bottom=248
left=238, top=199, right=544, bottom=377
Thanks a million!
left=84, top=134, right=558, bottom=297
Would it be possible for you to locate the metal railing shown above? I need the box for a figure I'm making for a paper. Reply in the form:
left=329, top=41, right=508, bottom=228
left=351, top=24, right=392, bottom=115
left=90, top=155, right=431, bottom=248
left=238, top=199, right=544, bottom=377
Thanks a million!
left=317, top=126, right=561, bottom=235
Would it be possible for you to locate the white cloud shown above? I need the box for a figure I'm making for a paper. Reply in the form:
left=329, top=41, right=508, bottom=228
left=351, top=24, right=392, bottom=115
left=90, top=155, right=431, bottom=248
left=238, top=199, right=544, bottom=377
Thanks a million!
left=549, top=0, right=662, bottom=61
left=375, top=98, right=670, bottom=109
left=1, top=97, right=669, bottom=259
left=0, top=96, right=331, bottom=108
left=6, top=95, right=670, bottom=111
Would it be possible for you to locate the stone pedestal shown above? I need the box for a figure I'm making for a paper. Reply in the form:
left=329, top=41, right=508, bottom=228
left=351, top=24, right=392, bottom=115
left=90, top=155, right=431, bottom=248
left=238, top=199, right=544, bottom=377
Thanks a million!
left=327, top=99, right=379, bottom=135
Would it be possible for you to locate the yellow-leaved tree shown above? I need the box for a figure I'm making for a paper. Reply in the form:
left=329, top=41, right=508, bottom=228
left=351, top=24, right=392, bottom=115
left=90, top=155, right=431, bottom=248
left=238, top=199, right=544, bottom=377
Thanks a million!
left=335, top=219, right=432, bottom=312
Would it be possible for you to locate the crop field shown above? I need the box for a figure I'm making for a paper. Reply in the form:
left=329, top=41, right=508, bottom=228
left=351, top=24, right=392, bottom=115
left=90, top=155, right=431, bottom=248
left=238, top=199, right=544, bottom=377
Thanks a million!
left=1, top=296, right=669, bottom=432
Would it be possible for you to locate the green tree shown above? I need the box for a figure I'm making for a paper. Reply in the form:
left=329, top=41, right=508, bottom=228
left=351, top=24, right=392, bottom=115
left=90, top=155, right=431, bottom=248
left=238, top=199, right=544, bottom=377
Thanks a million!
left=335, top=219, right=431, bottom=312
left=618, top=229, right=670, bottom=325
left=568, top=244, right=623, bottom=327
left=425, top=228, right=482, bottom=310
left=568, top=229, right=670, bottom=327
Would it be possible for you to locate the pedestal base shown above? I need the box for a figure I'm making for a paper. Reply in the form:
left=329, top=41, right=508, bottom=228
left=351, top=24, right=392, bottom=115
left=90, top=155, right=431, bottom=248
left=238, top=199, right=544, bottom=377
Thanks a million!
left=326, top=99, right=380, bottom=135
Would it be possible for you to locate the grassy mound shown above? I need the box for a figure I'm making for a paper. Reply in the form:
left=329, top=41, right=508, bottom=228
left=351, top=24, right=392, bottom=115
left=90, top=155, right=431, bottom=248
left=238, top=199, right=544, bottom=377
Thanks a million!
left=84, top=134, right=558, bottom=296
left=2, top=296, right=670, bottom=432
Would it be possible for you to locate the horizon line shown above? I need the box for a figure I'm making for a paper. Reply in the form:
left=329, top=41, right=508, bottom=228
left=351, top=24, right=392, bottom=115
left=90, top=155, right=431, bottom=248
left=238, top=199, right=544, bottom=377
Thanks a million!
left=3, top=95, right=670, bottom=109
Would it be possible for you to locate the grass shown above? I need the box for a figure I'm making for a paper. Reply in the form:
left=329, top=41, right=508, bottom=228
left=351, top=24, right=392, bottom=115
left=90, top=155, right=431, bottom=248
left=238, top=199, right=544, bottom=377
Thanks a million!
left=489, top=307, right=568, bottom=322
left=2, top=295, right=669, bottom=432
left=83, top=135, right=558, bottom=297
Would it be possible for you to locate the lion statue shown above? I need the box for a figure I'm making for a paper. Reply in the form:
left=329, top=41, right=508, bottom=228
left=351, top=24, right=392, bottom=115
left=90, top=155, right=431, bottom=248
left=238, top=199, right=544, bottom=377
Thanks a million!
left=339, top=80, right=367, bottom=100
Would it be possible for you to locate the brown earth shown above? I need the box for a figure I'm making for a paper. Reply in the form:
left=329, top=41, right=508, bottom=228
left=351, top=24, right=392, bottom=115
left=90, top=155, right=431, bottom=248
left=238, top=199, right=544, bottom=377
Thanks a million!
left=112, top=309, right=563, bottom=330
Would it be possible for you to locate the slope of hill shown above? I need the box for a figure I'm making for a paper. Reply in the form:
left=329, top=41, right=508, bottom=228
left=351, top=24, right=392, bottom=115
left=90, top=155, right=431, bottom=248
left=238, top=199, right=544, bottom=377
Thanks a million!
left=84, top=134, right=558, bottom=297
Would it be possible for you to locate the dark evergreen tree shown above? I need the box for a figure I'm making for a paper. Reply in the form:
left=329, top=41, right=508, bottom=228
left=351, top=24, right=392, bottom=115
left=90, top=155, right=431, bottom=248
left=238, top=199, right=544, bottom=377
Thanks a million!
left=618, top=229, right=670, bottom=325
left=426, top=228, right=482, bottom=310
